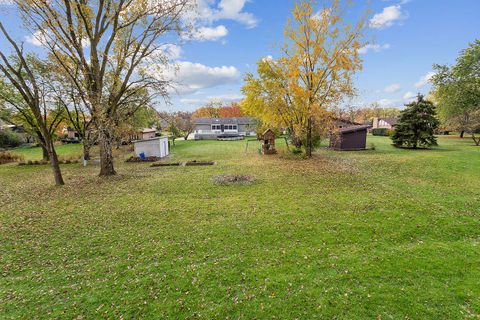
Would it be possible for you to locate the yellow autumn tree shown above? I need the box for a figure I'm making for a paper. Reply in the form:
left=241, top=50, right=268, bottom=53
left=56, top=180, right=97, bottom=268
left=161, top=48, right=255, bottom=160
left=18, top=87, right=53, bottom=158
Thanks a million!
left=242, top=0, right=365, bottom=156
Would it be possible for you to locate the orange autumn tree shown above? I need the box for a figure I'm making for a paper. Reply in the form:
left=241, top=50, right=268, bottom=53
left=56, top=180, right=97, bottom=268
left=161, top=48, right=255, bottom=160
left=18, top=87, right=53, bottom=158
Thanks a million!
left=242, top=0, right=365, bottom=157
left=219, top=103, right=243, bottom=118
left=192, top=101, right=222, bottom=118
left=193, top=102, right=244, bottom=118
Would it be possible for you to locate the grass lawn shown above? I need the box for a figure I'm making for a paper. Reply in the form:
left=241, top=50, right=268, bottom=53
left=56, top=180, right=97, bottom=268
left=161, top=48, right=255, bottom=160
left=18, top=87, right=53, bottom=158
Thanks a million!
left=1, top=135, right=480, bottom=319
left=11, top=143, right=85, bottom=161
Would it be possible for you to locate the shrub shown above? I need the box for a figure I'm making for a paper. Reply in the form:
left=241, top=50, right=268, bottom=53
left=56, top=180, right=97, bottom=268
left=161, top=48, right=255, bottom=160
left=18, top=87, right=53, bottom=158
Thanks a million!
left=0, top=151, right=24, bottom=165
left=291, top=148, right=303, bottom=155
left=0, top=130, right=22, bottom=148
left=372, top=128, right=391, bottom=136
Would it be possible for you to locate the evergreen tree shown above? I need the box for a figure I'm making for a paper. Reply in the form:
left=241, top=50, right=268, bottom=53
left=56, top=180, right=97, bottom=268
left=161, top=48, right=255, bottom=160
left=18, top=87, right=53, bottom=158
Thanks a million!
left=392, top=95, right=440, bottom=149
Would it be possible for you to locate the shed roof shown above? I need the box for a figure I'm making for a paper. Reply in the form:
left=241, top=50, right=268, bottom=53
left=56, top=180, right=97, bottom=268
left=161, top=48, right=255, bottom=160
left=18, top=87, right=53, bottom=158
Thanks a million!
left=339, top=125, right=371, bottom=134
left=132, top=136, right=168, bottom=143
left=194, top=117, right=256, bottom=125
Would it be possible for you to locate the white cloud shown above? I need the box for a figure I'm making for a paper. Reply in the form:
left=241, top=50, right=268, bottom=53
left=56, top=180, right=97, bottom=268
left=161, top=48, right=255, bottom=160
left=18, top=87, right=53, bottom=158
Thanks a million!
left=163, top=61, right=240, bottom=95
left=192, top=0, right=258, bottom=28
left=185, top=25, right=228, bottom=41
left=377, top=98, right=401, bottom=108
left=179, top=93, right=243, bottom=107
left=180, top=98, right=204, bottom=106
left=162, top=44, right=182, bottom=60
left=207, top=93, right=243, bottom=102
left=358, top=43, right=391, bottom=54
left=403, top=91, right=417, bottom=102
left=312, top=8, right=331, bottom=21
left=414, top=71, right=436, bottom=88
left=262, top=55, right=273, bottom=62
left=384, top=83, right=401, bottom=93
left=25, top=31, right=47, bottom=47
left=26, top=30, right=90, bottom=48
left=369, top=5, right=407, bottom=29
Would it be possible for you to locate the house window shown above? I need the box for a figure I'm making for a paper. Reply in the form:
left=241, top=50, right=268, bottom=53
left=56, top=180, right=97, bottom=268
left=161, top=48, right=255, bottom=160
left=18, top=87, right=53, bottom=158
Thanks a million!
left=211, top=124, right=221, bottom=131
left=225, top=124, right=237, bottom=131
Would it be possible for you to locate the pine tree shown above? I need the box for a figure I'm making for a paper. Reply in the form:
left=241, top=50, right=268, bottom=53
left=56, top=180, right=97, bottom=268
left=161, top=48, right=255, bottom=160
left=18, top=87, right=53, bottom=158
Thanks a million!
left=392, top=95, right=440, bottom=149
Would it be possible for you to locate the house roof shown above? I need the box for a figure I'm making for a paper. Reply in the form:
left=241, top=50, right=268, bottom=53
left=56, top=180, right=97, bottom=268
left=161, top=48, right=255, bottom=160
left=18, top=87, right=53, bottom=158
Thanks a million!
left=141, top=128, right=157, bottom=133
left=194, top=117, right=256, bottom=125
left=379, top=118, right=398, bottom=126
left=339, top=125, right=371, bottom=134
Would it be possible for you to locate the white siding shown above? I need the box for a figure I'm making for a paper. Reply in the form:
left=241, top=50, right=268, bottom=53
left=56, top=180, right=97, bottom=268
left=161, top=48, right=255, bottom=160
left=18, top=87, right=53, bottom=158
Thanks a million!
left=134, top=137, right=169, bottom=158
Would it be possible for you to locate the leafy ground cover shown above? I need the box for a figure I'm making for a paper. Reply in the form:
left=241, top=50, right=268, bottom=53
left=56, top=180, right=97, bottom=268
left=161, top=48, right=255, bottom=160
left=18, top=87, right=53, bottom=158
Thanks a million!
left=1, top=136, right=479, bottom=319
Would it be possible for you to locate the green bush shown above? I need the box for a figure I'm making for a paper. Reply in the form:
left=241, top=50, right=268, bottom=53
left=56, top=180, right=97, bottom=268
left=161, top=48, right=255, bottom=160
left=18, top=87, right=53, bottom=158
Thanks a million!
left=372, top=128, right=393, bottom=136
left=291, top=147, right=303, bottom=155
left=0, top=130, right=22, bottom=148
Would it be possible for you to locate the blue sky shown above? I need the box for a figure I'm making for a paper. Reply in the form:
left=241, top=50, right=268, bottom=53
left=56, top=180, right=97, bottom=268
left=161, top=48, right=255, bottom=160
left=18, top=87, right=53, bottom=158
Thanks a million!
left=1, top=0, right=479, bottom=112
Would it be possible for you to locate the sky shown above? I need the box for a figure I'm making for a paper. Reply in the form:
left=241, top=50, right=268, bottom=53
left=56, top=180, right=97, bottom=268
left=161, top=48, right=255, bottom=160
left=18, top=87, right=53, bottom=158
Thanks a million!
left=0, top=0, right=479, bottom=112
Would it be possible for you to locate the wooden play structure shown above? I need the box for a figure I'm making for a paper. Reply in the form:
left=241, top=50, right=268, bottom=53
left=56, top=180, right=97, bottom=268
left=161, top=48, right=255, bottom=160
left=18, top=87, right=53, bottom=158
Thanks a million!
left=261, top=129, right=277, bottom=155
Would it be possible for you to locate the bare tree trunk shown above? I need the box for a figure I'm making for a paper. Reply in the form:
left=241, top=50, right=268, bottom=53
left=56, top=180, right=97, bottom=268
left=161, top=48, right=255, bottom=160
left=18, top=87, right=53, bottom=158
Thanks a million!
left=460, top=130, right=465, bottom=138
left=83, top=142, right=91, bottom=160
left=46, top=140, right=64, bottom=185
left=98, top=126, right=116, bottom=176
left=306, top=117, right=313, bottom=157
left=290, top=129, right=302, bottom=149
left=41, top=144, right=50, bottom=161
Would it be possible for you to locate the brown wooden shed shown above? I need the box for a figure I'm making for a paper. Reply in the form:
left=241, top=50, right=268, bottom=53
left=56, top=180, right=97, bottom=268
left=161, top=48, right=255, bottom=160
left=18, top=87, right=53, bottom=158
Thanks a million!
left=330, top=125, right=370, bottom=151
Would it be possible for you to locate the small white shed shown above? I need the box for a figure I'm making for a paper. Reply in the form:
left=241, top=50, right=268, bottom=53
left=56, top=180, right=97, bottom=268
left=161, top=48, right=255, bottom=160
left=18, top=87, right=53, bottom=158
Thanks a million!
left=133, top=136, right=169, bottom=158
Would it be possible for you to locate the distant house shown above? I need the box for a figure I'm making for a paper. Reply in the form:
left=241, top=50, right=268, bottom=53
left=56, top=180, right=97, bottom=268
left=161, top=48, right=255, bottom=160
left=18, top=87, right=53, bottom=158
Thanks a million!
left=129, top=128, right=158, bottom=141
left=1, top=123, right=31, bottom=143
left=66, top=127, right=80, bottom=140
left=139, top=128, right=157, bottom=140
left=330, top=125, right=371, bottom=151
left=372, top=117, right=398, bottom=130
left=193, top=117, right=257, bottom=140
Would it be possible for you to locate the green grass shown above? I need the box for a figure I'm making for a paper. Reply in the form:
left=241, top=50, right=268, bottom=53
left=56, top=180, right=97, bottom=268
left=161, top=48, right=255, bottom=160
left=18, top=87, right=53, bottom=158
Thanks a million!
left=12, top=143, right=84, bottom=161
left=1, top=136, right=480, bottom=319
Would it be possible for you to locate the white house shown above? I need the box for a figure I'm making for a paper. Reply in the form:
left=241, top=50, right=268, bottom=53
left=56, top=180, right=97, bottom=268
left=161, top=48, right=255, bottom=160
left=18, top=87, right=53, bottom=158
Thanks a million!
left=133, top=136, right=169, bottom=158
left=372, top=117, right=398, bottom=130
left=193, top=117, right=257, bottom=140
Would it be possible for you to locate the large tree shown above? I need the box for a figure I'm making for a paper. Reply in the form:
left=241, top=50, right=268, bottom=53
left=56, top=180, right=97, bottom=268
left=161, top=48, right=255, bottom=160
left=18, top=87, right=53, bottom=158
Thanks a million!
left=13, top=0, right=191, bottom=176
left=0, top=58, right=67, bottom=161
left=242, top=0, right=365, bottom=156
left=0, top=25, right=64, bottom=185
left=431, top=40, right=480, bottom=140
left=391, top=95, right=440, bottom=149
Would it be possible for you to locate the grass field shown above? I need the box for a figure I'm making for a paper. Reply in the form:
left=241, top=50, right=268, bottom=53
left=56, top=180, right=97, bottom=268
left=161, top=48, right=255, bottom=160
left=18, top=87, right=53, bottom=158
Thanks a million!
left=1, top=136, right=480, bottom=319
